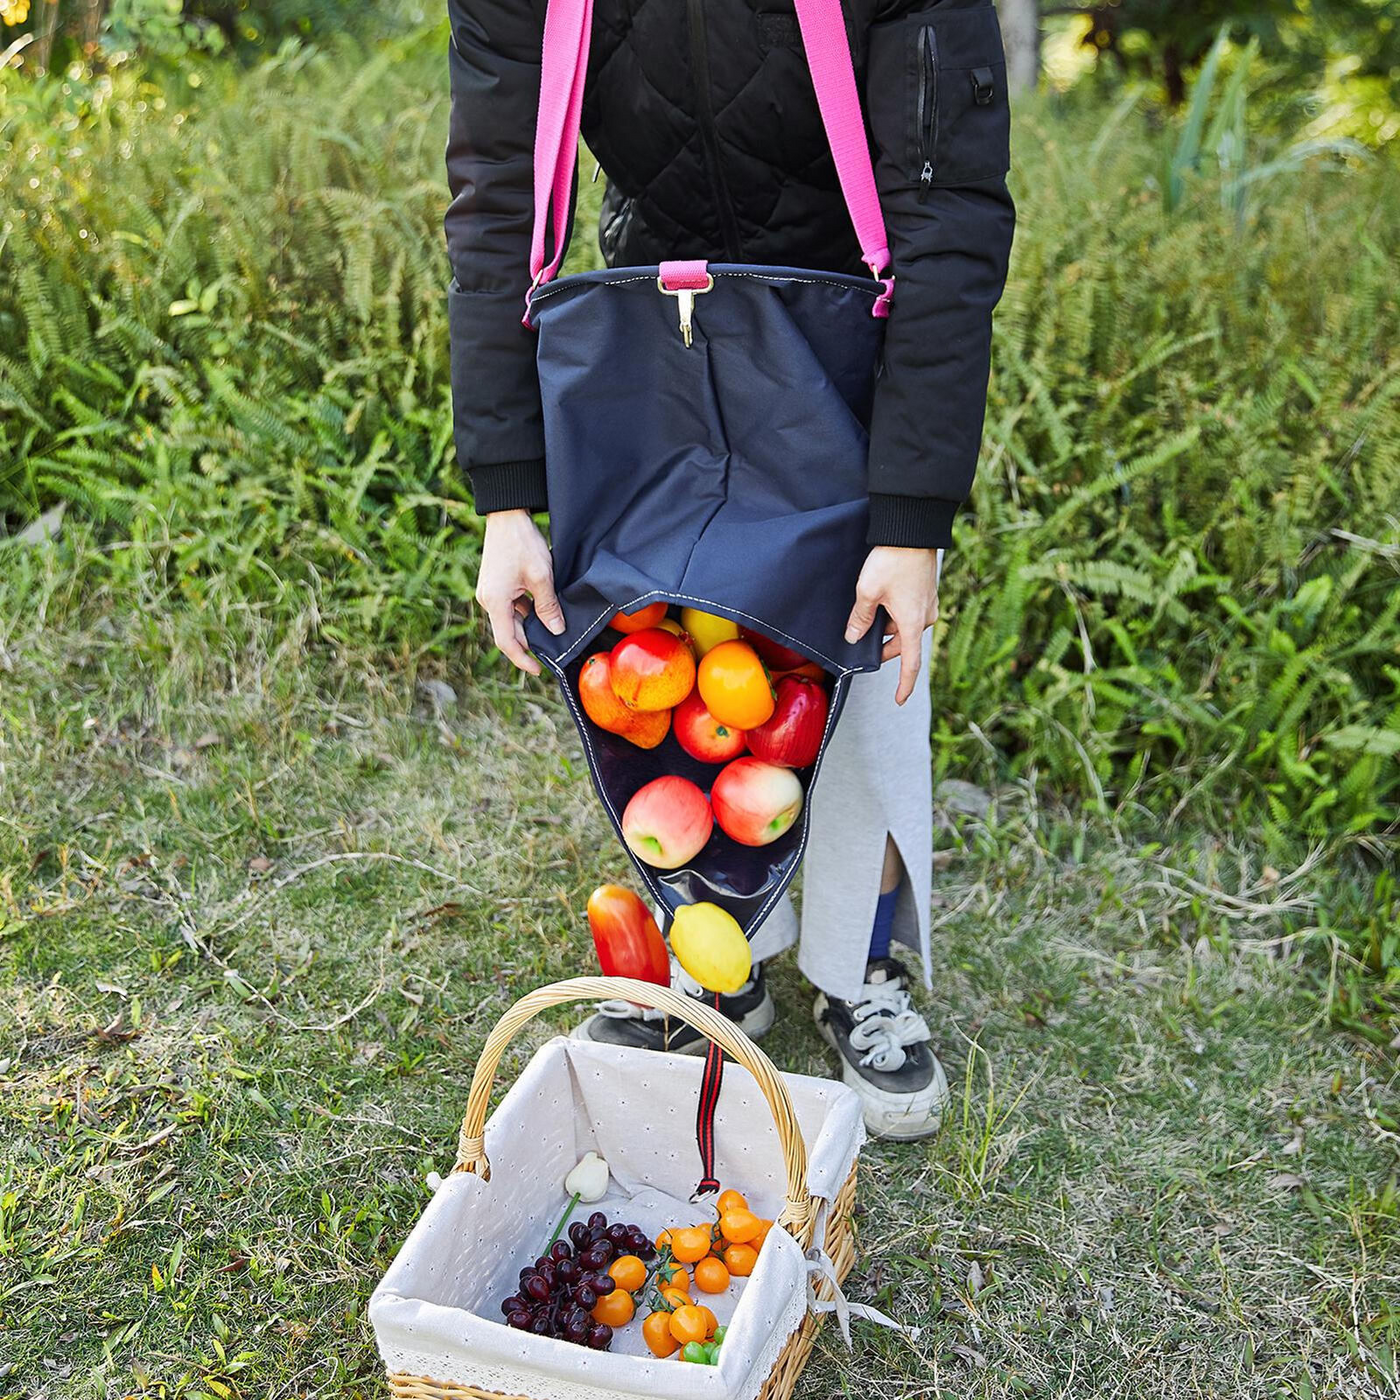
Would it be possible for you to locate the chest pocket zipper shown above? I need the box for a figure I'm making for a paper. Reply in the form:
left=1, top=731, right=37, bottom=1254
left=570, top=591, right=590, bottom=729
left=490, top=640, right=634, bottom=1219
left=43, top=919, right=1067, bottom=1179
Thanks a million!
left=916, top=26, right=938, bottom=199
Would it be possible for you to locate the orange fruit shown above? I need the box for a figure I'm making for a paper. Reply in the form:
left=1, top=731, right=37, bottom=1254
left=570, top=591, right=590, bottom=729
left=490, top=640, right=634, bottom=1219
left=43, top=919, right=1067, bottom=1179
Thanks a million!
left=642, top=1310, right=679, bottom=1357
left=670, top=1226, right=713, bottom=1264
left=716, top=1189, right=748, bottom=1215
left=610, top=602, right=669, bottom=634
left=660, top=1285, right=691, bottom=1311
left=660, top=1263, right=691, bottom=1293
left=693, top=1257, right=730, bottom=1294
left=696, top=1304, right=718, bottom=1337
left=668, top=1304, right=710, bottom=1346
left=655, top=1228, right=674, bottom=1253
left=610, top=629, right=697, bottom=711
left=720, top=1208, right=761, bottom=1244
left=592, top=1289, right=635, bottom=1327
left=579, top=652, right=636, bottom=733
left=750, top=1218, right=774, bottom=1250
left=723, top=1243, right=758, bottom=1277
left=579, top=653, right=672, bottom=749
left=609, top=1255, right=647, bottom=1293
left=697, top=640, right=775, bottom=730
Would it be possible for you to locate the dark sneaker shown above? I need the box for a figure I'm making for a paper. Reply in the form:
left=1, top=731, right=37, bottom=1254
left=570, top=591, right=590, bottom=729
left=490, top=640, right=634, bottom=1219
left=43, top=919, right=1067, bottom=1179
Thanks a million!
left=813, top=957, right=949, bottom=1140
left=572, top=960, right=775, bottom=1054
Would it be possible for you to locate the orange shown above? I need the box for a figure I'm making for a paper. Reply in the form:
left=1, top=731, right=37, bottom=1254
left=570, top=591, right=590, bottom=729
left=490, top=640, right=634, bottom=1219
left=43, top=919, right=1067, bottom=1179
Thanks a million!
left=659, top=1285, right=691, bottom=1312
left=716, top=1189, right=748, bottom=1215
left=720, top=1208, right=761, bottom=1245
left=668, top=1304, right=710, bottom=1346
left=610, top=629, right=697, bottom=711
left=697, top=640, right=775, bottom=730
left=750, top=1218, right=774, bottom=1251
left=660, top=1263, right=691, bottom=1293
left=655, top=1228, right=674, bottom=1253
left=723, top=1243, right=758, bottom=1277
left=670, top=1226, right=713, bottom=1264
left=592, top=1289, right=635, bottom=1327
left=610, top=602, right=669, bottom=634
left=693, top=1257, right=730, bottom=1294
left=642, top=1310, right=679, bottom=1357
left=609, top=1255, right=647, bottom=1293
left=696, top=1305, right=718, bottom=1337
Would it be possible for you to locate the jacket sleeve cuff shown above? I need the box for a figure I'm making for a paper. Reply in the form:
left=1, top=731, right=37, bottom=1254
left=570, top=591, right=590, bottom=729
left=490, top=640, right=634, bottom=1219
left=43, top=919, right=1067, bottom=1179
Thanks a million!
left=468, top=459, right=549, bottom=516
left=866, top=493, right=959, bottom=549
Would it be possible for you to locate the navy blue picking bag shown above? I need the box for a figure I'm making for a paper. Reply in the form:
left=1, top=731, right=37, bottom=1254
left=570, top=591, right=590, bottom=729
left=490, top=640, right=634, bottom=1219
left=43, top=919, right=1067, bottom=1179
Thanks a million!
left=519, top=0, right=897, bottom=941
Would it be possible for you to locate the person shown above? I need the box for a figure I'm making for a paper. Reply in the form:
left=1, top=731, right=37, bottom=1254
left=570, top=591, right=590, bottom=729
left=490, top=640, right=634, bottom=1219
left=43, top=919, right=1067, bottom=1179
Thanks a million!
left=447, top=0, right=1014, bottom=1138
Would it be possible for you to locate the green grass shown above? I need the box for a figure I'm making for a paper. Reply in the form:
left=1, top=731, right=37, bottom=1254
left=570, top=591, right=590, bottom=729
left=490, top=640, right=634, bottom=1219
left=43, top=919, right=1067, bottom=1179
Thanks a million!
left=3, top=609, right=1396, bottom=1398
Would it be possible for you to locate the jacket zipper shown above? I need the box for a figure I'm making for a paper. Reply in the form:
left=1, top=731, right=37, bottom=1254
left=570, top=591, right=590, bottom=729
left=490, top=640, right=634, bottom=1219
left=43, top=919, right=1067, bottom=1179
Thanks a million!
left=916, top=25, right=937, bottom=199
left=686, top=0, right=744, bottom=260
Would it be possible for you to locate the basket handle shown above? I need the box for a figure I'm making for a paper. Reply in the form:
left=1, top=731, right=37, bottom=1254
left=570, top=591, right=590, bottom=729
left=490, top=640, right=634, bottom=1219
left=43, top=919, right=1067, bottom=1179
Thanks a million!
left=453, top=976, right=819, bottom=1247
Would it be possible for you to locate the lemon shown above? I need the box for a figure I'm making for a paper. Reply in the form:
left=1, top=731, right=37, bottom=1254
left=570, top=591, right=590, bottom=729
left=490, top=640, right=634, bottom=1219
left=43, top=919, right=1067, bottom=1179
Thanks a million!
left=680, top=607, right=741, bottom=657
left=670, top=902, right=752, bottom=994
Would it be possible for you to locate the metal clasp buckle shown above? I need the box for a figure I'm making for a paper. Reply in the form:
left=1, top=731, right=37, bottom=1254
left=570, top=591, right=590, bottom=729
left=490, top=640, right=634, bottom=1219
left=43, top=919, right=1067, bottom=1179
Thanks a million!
left=656, top=273, right=715, bottom=348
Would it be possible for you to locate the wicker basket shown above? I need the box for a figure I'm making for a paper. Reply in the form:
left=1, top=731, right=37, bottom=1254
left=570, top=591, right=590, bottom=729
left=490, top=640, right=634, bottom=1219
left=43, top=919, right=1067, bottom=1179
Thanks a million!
left=373, top=976, right=863, bottom=1400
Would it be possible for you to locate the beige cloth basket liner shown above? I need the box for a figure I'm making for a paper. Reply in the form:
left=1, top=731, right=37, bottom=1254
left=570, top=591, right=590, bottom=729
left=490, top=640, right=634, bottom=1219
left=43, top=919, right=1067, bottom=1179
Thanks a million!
left=370, top=1033, right=864, bottom=1400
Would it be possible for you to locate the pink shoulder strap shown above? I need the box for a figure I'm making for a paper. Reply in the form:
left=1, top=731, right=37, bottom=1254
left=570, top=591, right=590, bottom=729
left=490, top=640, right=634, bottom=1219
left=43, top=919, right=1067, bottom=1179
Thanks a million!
left=526, top=0, right=892, bottom=315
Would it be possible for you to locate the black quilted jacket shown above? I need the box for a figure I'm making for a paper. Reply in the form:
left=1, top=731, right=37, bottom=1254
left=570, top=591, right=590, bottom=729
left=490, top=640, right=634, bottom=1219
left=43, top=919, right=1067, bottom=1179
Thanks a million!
left=446, top=0, right=1015, bottom=548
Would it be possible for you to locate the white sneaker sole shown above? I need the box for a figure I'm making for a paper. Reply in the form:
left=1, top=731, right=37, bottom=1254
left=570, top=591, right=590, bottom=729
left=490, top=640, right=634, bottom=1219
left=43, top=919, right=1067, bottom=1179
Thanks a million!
left=814, top=1000, right=950, bottom=1140
left=572, top=990, right=776, bottom=1056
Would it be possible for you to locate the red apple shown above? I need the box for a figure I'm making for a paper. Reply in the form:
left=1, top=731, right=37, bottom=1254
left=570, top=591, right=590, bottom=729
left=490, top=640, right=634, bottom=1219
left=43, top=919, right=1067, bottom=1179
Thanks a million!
left=711, top=758, right=804, bottom=847
left=673, top=690, right=748, bottom=764
left=747, top=677, right=828, bottom=769
left=621, top=776, right=713, bottom=868
left=739, top=625, right=811, bottom=674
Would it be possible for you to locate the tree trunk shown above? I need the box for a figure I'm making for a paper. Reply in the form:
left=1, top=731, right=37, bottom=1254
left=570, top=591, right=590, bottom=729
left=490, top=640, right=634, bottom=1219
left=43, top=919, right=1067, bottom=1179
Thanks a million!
left=999, top=0, right=1040, bottom=96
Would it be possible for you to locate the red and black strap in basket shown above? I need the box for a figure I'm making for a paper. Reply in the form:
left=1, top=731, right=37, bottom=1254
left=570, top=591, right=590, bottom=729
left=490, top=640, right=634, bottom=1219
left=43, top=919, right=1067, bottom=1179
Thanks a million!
left=694, top=992, right=724, bottom=1197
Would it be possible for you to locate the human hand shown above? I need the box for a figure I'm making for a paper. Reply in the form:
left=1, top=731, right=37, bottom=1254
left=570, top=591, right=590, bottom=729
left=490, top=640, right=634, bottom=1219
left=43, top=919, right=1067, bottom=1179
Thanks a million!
left=474, top=509, right=565, bottom=675
left=844, top=545, right=940, bottom=705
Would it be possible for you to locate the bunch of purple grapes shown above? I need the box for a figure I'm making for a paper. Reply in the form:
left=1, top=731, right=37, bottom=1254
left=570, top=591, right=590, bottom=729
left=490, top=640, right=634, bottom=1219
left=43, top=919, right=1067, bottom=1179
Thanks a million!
left=498, top=1210, right=657, bottom=1349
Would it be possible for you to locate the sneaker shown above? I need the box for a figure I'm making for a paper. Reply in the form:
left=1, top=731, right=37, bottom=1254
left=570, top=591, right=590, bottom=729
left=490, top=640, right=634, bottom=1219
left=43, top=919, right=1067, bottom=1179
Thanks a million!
left=813, top=957, right=949, bottom=1140
left=572, top=960, right=775, bottom=1055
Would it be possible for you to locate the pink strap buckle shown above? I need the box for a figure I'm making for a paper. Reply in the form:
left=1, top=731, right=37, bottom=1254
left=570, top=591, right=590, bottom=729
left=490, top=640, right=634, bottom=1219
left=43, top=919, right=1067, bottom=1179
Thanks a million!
left=658, top=259, right=713, bottom=292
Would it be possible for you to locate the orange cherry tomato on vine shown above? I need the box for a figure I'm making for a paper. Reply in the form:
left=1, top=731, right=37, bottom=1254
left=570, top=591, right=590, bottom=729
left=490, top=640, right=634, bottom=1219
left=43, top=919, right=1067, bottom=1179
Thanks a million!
left=668, top=1304, right=710, bottom=1346
left=643, top=1310, right=679, bottom=1357
left=716, top=1189, right=748, bottom=1215
left=670, top=1226, right=713, bottom=1264
left=609, top=1254, right=647, bottom=1293
left=720, top=1208, right=761, bottom=1244
left=592, top=1289, right=635, bottom=1327
left=724, top=1243, right=758, bottom=1277
left=693, top=1256, right=730, bottom=1294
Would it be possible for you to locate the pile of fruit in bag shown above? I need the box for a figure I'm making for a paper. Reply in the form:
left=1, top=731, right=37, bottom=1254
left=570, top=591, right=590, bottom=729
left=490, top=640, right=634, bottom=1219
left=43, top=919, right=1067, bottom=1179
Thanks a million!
left=495, top=1159, right=776, bottom=1364
left=581, top=604, right=831, bottom=867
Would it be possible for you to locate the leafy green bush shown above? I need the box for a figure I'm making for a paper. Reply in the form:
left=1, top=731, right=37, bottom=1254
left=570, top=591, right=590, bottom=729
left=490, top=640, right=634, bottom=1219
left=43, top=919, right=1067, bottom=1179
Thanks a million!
left=0, top=28, right=1396, bottom=932
left=938, top=95, right=1400, bottom=854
